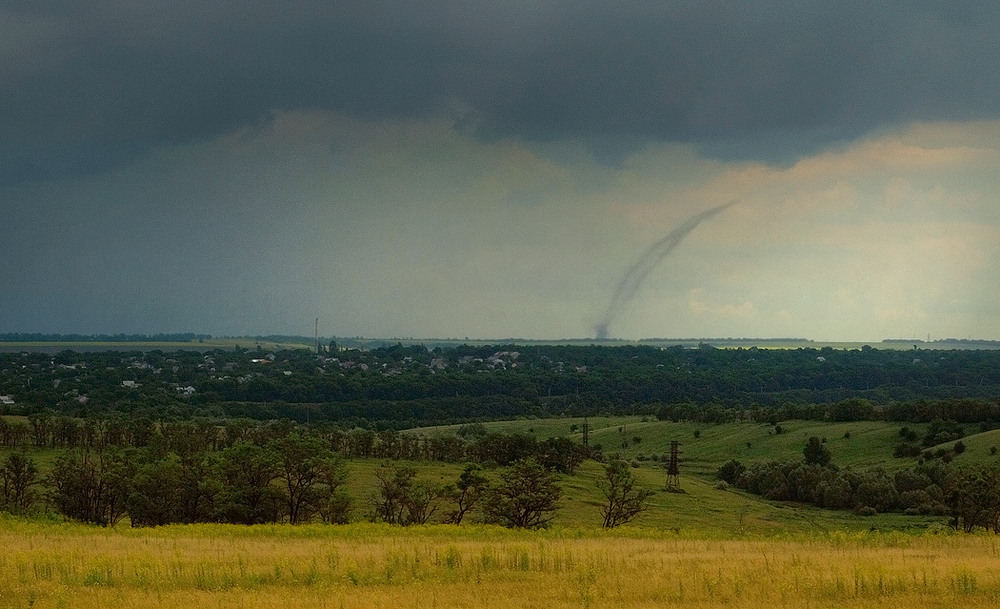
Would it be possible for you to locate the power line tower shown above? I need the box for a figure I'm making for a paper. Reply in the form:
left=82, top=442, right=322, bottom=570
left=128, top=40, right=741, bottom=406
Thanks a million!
left=582, top=418, right=590, bottom=447
left=666, top=440, right=681, bottom=490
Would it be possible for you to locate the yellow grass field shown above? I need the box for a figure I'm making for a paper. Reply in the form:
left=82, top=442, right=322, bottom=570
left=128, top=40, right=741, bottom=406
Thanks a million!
left=2, top=517, right=999, bottom=609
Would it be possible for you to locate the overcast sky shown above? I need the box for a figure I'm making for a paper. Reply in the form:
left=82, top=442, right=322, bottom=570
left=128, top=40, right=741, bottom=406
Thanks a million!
left=3, top=1, right=1000, bottom=341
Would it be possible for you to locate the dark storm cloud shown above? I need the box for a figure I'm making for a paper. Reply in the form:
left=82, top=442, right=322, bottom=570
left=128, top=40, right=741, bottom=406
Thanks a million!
left=4, top=0, right=1000, bottom=183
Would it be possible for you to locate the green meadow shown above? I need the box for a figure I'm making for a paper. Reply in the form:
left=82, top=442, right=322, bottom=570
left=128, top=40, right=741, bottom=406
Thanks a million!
left=8, top=415, right=990, bottom=534
left=408, top=416, right=983, bottom=473
left=5, top=415, right=1000, bottom=608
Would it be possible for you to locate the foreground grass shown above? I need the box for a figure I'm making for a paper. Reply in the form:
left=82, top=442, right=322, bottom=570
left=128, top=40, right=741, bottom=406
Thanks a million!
left=2, top=517, right=999, bottom=608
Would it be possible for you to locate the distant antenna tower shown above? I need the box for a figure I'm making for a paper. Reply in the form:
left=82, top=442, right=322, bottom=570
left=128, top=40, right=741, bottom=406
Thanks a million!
left=582, top=418, right=590, bottom=447
left=666, top=440, right=681, bottom=490
left=315, top=318, right=320, bottom=354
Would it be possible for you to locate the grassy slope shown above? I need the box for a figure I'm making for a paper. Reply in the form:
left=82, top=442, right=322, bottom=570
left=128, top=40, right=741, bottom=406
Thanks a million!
left=8, top=417, right=1000, bottom=534
left=408, top=416, right=934, bottom=474
left=930, top=428, right=1000, bottom=466
left=401, top=416, right=1000, bottom=533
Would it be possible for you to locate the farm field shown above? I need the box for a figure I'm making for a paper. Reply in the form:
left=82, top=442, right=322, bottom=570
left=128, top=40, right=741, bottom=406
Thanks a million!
left=2, top=518, right=999, bottom=609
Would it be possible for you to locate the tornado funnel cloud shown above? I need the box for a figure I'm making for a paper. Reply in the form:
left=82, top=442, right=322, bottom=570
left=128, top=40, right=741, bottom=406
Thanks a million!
left=595, top=200, right=738, bottom=340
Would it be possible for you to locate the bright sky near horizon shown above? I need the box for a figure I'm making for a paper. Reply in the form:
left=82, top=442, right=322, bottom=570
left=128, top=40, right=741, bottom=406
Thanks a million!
left=3, top=2, right=1000, bottom=341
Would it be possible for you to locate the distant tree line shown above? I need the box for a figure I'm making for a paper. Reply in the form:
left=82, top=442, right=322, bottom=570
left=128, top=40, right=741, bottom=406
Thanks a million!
left=0, top=333, right=212, bottom=343
left=0, top=414, right=594, bottom=475
left=5, top=346, right=1000, bottom=430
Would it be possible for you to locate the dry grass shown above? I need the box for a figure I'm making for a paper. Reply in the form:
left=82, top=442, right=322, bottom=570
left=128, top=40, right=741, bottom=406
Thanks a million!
left=2, top=518, right=1000, bottom=608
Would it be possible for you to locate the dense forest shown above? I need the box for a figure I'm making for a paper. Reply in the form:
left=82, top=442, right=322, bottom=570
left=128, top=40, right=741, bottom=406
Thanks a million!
left=3, top=343, right=1000, bottom=429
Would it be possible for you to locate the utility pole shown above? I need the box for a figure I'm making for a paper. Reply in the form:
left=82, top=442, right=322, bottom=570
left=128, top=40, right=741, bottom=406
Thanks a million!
left=666, top=440, right=681, bottom=490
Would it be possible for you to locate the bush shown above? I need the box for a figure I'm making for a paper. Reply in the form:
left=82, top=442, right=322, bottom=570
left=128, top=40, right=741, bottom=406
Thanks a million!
left=899, top=489, right=932, bottom=510
left=853, top=469, right=899, bottom=513
left=855, top=505, right=877, bottom=516
left=894, top=442, right=922, bottom=458
left=923, top=419, right=964, bottom=447
left=716, top=459, right=746, bottom=485
left=894, top=469, right=932, bottom=493
left=814, top=476, right=853, bottom=509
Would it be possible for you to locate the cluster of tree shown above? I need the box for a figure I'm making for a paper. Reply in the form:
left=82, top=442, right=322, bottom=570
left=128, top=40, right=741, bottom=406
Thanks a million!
left=366, top=460, right=563, bottom=529
left=1, top=442, right=650, bottom=530
left=893, top=420, right=969, bottom=460
left=0, top=409, right=657, bottom=530
left=947, top=464, right=1000, bottom=532
left=366, top=456, right=651, bottom=529
left=0, top=412, right=158, bottom=449
left=0, top=414, right=595, bottom=478
left=5, top=346, right=1000, bottom=430
left=718, top=437, right=1000, bottom=529
left=657, top=398, right=1000, bottom=427
left=721, top=458, right=951, bottom=515
left=45, top=435, right=351, bottom=526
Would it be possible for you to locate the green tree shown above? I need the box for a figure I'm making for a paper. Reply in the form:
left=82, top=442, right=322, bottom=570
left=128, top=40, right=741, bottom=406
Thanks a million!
left=213, top=442, right=282, bottom=524
left=369, top=464, right=445, bottom=525
left=445, top=463, right=490, bottom=524
left=314, top=458, right=352, bottom=524
left=272, top=433, right=332, bottom=524
left=803, top=436, right=831, bottom=466
left=370, top=464, right=416, bottom=524
left=945, top=464, right=1000, bottom=532
left=402, top=482, right=445, bottom=525
left=483, top=458, right=561, bottom=529
left=0, top=452, right=38, bottom=514
left=127, top=452, right=192, bottom=526
left=49, top=449, right=133, bottom=526
left=598, top=457, right=653, bottom=528
left=716, top=459, right=746, bottom=485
